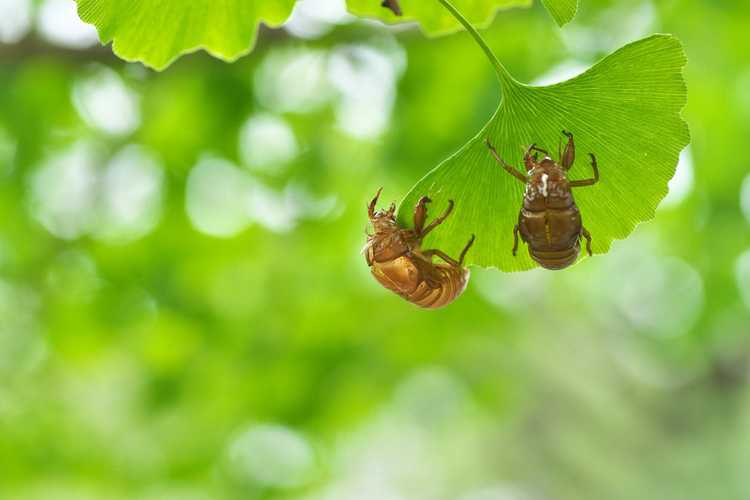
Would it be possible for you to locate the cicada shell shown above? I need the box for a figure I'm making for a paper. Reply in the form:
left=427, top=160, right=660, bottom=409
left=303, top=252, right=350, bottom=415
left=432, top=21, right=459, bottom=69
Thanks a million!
left=364, top=189, right=474, bottom=308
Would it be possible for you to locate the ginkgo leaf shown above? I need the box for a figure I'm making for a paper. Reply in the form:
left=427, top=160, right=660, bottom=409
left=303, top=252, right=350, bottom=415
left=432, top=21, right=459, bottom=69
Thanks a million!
left=74, top=0, right=296, bottom=70
left=541, top=0, right=578, bottom=26
left=396, top=4, right=689, bottom=272
left=346, top=0, right=531, bottom=35
left=75, top=0, right=578, bottom=70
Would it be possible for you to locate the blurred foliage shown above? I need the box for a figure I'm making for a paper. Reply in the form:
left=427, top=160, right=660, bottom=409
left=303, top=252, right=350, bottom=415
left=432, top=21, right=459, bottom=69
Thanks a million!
left=0, top=0, right=749, bottom=499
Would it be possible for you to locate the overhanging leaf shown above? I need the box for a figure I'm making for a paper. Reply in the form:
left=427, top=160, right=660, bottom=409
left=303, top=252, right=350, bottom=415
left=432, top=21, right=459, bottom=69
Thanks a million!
left=75, top=0, right=580, bottom=70
left=541, top=0, right=578, bottom=26
left=74, top=0, right=296, bottom=70
left=346, top=0, right=531, bottom=35
left=397, top=33, right=689, bottom=272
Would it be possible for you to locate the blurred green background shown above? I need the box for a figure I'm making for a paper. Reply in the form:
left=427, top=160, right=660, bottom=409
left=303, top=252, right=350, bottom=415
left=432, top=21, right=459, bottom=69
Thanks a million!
left=0, top=0, right=749, bottom=499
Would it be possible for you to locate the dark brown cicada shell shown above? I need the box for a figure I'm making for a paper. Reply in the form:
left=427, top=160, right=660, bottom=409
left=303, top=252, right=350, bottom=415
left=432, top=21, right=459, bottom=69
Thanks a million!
left=486, top=131, right=599, bottom=270
left=364, top=189, right=475, bottom=308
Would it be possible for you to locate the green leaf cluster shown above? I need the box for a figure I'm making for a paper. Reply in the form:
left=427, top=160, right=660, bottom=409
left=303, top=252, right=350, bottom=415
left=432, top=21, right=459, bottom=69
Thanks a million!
left=75, top=0, right=578, bottom=70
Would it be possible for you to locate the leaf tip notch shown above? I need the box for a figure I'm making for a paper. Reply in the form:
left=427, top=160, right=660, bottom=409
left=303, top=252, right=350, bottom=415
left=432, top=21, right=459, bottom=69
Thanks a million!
left=541, top=0, right=579, bottom=27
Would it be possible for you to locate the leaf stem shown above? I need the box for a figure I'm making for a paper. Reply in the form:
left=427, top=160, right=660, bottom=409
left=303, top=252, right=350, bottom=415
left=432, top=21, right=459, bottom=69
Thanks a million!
left=435, top=0, right=516, bottom=88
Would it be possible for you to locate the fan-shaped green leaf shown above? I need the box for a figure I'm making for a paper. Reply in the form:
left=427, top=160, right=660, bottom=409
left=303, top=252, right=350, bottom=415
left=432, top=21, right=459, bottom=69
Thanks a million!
left=541, top=0, right=578, bottom=26
left=396, top=34, right=689, bottom=272
left=74, top=0, right=296, bottom=70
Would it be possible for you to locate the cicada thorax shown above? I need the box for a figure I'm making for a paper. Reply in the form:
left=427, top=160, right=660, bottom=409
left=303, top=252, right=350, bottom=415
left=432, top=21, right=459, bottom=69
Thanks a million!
left=519, top=162, right=583, bottom=270
left=365, top=227, right=412, bottom=266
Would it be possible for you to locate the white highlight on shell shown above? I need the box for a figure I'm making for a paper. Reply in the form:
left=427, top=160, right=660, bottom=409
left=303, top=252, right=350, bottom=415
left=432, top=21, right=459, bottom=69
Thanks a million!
left=540, top=173, right=549, bottom=198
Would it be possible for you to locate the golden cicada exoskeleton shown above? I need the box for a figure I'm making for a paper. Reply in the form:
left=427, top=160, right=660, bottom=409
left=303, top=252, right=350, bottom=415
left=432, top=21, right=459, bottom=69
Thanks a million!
left=364, top=189, right=475, bottom=308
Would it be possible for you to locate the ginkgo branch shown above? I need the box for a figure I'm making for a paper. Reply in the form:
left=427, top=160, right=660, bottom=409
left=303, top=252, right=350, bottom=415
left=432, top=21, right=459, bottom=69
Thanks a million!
left=435, top=0, right=517, bottom=89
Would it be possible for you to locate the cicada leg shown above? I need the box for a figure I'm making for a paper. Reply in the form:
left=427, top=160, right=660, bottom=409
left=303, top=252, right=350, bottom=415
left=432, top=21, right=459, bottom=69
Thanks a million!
left=512, top=224, right=520, bottom=256
left=486, top=139, right=527, bottom=182
left=419, top=199, right=454, bottom=239
left=423, top=234, right=475, bottom=268
left=458, top=234, right=475, bottom=265
left=525, top=143, right=549, bottom=159
left=569, top=153, right=600, bottom=188
left=581, top=226, right=593, bottom=256
left=422, top=249, right=459, bottom=267
left=413, top=196, right=431, bottom=235
left=561, top=130, right=576, bottom=170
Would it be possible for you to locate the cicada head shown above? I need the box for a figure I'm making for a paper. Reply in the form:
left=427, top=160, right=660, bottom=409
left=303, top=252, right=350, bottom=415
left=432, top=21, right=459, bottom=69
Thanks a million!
left=539, top=157, right=556, bottom=168
left=367, top=188, right=399, bottom=234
